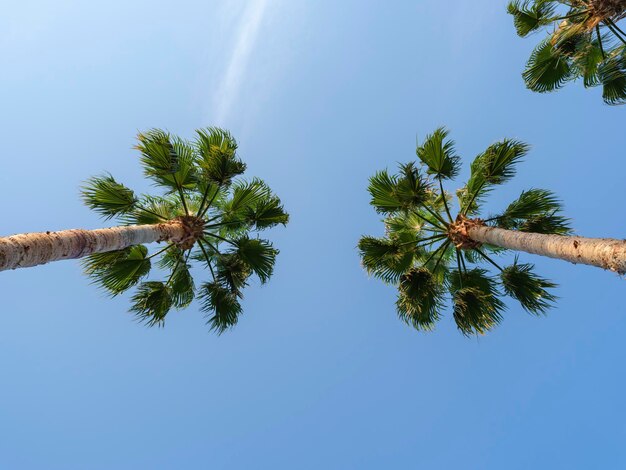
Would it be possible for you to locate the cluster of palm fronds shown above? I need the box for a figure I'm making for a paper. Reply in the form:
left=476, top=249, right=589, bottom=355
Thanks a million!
left=81, top=128, right=288, bottom=332
left=358, top=128, right=571, bottom=335
left=508, top=0, right=626, bottom=104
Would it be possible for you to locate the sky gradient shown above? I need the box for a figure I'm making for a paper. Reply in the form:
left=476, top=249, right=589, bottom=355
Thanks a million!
left=1, top=1, right=625, bottom=468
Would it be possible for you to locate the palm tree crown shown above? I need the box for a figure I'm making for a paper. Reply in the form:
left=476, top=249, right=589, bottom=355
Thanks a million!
left=358, top=128, right=571, bottom=336
left=508, top=0, right=626, bottom=104
left=81, top=128, right=289, bottom=332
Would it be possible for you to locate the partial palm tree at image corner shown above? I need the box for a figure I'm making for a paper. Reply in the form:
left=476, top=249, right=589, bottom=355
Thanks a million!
left=0, top=128, right=289, bottom=332
left=358, top=127, right=626, bottom=336
left=508, top=0, right=626, bottom=104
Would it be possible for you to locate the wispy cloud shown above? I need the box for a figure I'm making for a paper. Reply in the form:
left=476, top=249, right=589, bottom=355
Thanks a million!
left=212, top=0, right=271, bottom=124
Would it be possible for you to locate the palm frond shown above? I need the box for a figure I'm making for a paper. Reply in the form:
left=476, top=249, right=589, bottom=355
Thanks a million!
left=135, top=129, right=197, bottom=191
left=460, top=139, right=529, bottom=214
left=452, top=287, right=505, bottom=336
left=501, top=261, right=557, bottom=314
left=449, top=268, right=505, bottom=336
left=211, top=194, right=287, bottom=238
left=169, top=260, right=195, bottom=308
left=477, top=139, right=529, bottom=185
left=384, top=212, right=426, bottom=238
left=199, top=281, right=243, bottom=334
left=195, top=128, right=246, bottom=186
left=416, top=127, right=461, bottom=180
left=82, top=245, right=151, bottom=295
left=523, top=39, right=575, bottom=92
left=367, top=170, right=402, bottom=214
left=493, top=188, right=563, bottom=227
left=129, top=281, right=173, bottom=326
left=81, top=174, right=137, bottom=220
left=194, top=180, right=227, bottom=215
left=232, top=237, right=278, bottom=284
left=395, top=162, right=434, bottom=210
left=122, top=195, right=181, bottom=225
left=518, top=214, right=572, bottom=234
left=215, top=253, right=252, bottom=292
left=222, top=179, right=270, bottom=212
left=599, top=49, right=626, bottom=104
left=552, top=21, right=591, bottom=54
left=396, top=268, right=445, bottom=331
left=158, top=245, right=185, bottom=269
left=358, top=236, right=415, bottom=284
left=367, top=164, right=431, bottom=214
left=244, top=194, right=289, bottom=230
left=507, top=0, right=557, bottom=37
left=572, top=35, right=605, bottom=87
left=492, top=188, right=572, bottom=234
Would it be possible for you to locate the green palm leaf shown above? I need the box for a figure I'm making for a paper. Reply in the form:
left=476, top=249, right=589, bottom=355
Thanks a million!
left=449, top=270, right=505, bottom=335
left=396, top=268, right=445, bottom=331
left=460, top=140, right=529, bottom=214
left=507, top=0, right=557, bottom=37
left=244, top=195, right=289, bottom=230
left=221, top=178, right=272, bottom=219
left=493, top=188, right=569, bottom=232
left=233, top=237, right=278, bottom=284
left=599, top=50, right=626, bottom=105
left=573, top=36, right=604, bottom=87
left=452, top=287, right=506, bottom=336
left=168, top=256, right=195, bottom=308
left=195, top=128, right=246, bottom=186
left=215, top=253, right=252, bottom=292
left=82, top=245, right=151, bottom=295
left=416, top=127, right=461, bottom=180
left=122, top=195, right=181, bottom=225
left=199, top=282, right=243, bottom=334
left=368, top=170, right=403, bottom=213
left=501, top=261, right=557, bottom=314
left=135, top=130, right=197, bottom=191
left=358, top=236, right=416, bottom=283
left=129, top=281, right=173, bottom=326
left=518, top=214, right=572, bottom=234
left=477, top=139, right=529, bottom=185
left=523, top=40, right=574, bottom=92
left=81, top=174, right=137, bottom=220
left=367, top=164, right=431, bottom=214
left=384, top=212, right=425, bottom=238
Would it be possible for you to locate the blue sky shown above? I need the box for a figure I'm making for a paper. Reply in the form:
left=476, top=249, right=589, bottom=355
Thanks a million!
left=1, top=1, right=625, bottom=468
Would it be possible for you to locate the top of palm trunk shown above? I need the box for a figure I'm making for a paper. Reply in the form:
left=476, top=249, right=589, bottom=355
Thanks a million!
left=358, top=128, right=573, bottom=336
left=589, top=0, right=626, bottom=22
left=80, top=127, right=289, bottom=333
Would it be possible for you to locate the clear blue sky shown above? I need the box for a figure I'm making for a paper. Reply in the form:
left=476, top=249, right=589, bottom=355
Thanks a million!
left=1, top=1, right=625, bottom=468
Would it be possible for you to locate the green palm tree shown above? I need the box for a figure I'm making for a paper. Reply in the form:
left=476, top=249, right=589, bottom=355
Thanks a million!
left=0, top=128, right=289, bottom=332
left=508, top=0, right=626, bottom=104
left=358, top=128, right=626, bottom=335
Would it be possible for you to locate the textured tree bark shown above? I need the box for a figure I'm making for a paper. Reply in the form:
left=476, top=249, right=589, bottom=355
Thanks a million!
left=468, top=225, right=626, bottom=275
left=0, top=222, right=186, bottom=272
left=590, top=0, right=626, bottom=20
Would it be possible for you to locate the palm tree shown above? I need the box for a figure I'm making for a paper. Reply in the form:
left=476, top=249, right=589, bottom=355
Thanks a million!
left=358, top=128, right=625, bottom=335
left=508, top=0, right=626, bottom=104
left=0, top=128, right=289, bottom=332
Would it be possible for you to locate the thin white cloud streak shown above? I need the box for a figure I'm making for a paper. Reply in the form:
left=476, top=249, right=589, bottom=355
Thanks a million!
left=212, top=0, right=271, bottom=124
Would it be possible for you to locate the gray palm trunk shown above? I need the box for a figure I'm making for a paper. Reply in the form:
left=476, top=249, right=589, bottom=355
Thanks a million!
left=468, top=225, right=626, bottom=275
left=0, top=222, right=186, bottom=271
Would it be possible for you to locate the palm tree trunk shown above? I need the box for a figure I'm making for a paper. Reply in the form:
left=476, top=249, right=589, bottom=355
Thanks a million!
left=468, top=225, right=626, bottom=274
left=590, top=0, right=626, bottom=20
left=0, top=222, right=186, bottom=272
